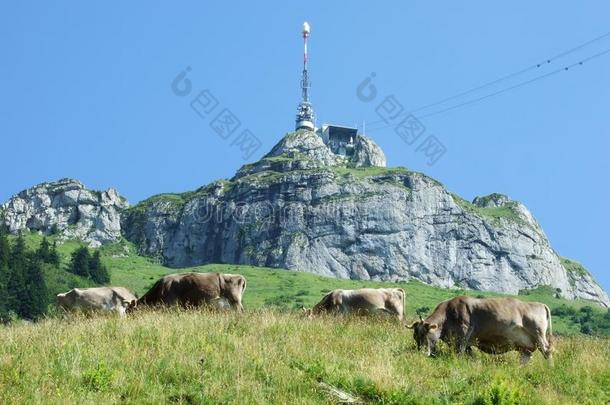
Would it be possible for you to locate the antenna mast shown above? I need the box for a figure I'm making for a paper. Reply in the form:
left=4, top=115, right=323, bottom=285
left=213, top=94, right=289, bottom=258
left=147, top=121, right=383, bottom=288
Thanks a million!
left=295, top=21, right=315, bottom=131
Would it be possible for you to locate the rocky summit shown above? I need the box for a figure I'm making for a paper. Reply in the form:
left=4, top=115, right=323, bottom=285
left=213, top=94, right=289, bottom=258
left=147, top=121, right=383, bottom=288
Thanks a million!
left=1, top=178, right=128, bottom=247
left=1, top=131, right=608, bottom=306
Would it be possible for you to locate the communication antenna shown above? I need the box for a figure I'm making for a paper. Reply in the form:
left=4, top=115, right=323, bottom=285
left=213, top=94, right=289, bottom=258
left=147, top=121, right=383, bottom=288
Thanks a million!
left=295, top=21, right=315, bottom=130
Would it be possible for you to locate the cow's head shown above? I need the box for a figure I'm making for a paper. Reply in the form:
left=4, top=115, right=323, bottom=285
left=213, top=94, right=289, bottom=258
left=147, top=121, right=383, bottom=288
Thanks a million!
left=407, top=316, right=439, bottom=356
left=125, top=299, right=138, bottom=314
left=219, top=274, right=246, bottom=311
left=301, top=307, right=313, bottom=318
left=56, top=290, right=76, bottom=310
left=56, top=292, right=68, bottom=308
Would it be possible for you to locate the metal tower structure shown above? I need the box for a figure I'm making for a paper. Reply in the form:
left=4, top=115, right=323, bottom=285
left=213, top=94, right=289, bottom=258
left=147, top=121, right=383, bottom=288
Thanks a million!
left=295, top=21, right=315, bottom=131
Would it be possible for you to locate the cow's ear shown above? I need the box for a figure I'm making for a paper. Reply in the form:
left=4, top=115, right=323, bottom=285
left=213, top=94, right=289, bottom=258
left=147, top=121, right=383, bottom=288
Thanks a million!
left=428, top=323, right=438, bottom=331
left=406, top=322, right=418, bottom=329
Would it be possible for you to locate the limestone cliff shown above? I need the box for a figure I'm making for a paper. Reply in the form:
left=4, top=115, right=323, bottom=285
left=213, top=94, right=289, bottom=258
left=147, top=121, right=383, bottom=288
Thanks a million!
left=1, top=132, right=606, bottom=306
left=1, top=178, right=128, bottom=247
left=119, top=130, right=609, bottom=307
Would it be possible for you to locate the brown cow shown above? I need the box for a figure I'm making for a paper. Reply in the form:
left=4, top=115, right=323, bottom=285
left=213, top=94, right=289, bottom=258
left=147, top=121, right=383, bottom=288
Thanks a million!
left=127, top=272, right=246, bottom=312
left=309, top=288, right=405, bottom=321
left=407, top=296, right=553, bottom=364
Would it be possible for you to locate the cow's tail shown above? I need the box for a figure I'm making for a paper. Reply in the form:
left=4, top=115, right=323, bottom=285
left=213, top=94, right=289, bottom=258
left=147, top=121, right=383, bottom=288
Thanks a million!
left=396, top=288, right=406, bottom=301
left=241, top=276, right=247, bottom=295
left=238, top=276, right=247, bottom=312
left=111, top=289, right=129, bottom=316
left=396, top=288, right=406, bottom=323
left=545, top=304, right=554, bottom=348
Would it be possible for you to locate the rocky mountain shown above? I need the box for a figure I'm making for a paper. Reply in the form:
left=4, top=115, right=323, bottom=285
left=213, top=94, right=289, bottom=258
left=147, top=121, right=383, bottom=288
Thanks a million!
left=1, top=131, right=608, bottom=306
left=0, top=178, right=128, bottom=247
left=121, top=130, right=608, bottom=306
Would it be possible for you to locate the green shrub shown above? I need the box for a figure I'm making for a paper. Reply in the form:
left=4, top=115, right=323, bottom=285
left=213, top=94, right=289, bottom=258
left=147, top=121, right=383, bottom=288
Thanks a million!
left=580, top=323, right=594, bottom=335
left=474, top=379, right=521, bottom=405
left=82, top=362, right=115, bottom=392
left=416, top=306, right=431, bottom=316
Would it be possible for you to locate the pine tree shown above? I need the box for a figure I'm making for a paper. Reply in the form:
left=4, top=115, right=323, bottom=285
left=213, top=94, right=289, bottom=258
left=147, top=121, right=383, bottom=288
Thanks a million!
left=89, top=250, right=110, bottom=284
left=22, top=256, right=48, bottom=320
left=48, top=241, right=60, bottom=267
left=1, top=233, right=50, bottom=321
left=70, top=246, right=90, bottom=278
left=8, top=234, right=28, bottom=317
left=0, top=231, right=11, bottom=322
left=36, top=237, right=51, bottom=263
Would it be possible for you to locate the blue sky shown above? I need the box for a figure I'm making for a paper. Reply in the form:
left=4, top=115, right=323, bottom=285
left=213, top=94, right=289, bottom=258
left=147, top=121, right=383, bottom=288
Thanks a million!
left=1, top=2, right=609, bottom=290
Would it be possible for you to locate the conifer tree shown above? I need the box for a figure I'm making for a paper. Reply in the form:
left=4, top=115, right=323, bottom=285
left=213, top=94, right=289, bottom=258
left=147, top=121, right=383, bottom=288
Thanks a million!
left=22, top=256, right=48, bottom=319
left=69, top=246, right=90, bottom=278
left=36, top=237, right=51, bottom=263
left=89, top=250, right=110, bottom=284
left=0, top=231, right=10, bottom=322
left=48, top=241, right=60, bottom=267
left=8, top=234, right=28, bottom=318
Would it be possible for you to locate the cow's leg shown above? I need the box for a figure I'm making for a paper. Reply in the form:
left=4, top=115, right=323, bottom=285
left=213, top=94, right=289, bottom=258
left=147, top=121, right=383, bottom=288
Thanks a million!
left=427, top=338, right=438, bottom=357
left=522, top=326, right=553, bottom=365
left=376, top=307, right=397, bottom=320
left=396, top=306, right=404, bottom=322
left=334, top=293, right=344, bottom=316
left=458, top=324, right=474, bottom=354
left=519, top=350, right=532, bottom=365
left=535, top=332, right=553, bottom=365
left=545, top=351, right=554, bottom=367
left=384, top=303, right=403, bottom=322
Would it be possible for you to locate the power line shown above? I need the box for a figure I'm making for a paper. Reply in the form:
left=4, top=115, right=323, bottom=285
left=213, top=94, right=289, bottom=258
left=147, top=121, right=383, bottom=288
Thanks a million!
left=365, top=46, right=610, bottom=131
left=417, top=48, right=610, bottom=120
left=363, top=31, right=610, bottom=130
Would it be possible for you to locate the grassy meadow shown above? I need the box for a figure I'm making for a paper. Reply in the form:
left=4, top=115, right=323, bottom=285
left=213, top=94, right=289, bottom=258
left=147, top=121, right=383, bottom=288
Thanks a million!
left=1, top=309, right=609, bottom=404
left=2, top=232, right=610, bottom=403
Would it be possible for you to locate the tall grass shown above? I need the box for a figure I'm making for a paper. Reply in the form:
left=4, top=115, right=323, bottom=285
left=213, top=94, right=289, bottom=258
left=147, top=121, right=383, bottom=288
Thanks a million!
left=1, top=309, right=609, bottom=404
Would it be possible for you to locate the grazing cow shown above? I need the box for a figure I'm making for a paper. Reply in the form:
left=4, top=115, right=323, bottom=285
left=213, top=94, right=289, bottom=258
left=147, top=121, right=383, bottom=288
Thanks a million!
left=56, top=287, right=137, bottom=318
left=309, top=288, right=405, bottom=321
left=407, top=296, right=553, bottom=364
left=127, top=272, right=246, bottom=312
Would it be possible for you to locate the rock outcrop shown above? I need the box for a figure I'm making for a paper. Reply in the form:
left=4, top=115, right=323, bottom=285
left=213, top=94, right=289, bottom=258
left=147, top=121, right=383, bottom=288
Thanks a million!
left=121, top=130, right=609, bottom=307
left=351, top=136, right=386, bottom=168
left=0, top=178, right=128, bottom=247
left=242, top=130, right=386, bottom=175
left=2, top=131, right=606, bottom=306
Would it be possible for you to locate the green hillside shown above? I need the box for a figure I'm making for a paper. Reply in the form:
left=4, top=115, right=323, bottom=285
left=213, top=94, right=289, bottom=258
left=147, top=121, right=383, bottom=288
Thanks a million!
left=16, top=232, right=609, bottom=337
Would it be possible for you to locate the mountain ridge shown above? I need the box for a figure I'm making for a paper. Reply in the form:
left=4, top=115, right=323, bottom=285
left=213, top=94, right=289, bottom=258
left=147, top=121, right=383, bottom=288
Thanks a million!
left=1, top=130, right=608, bottom=306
